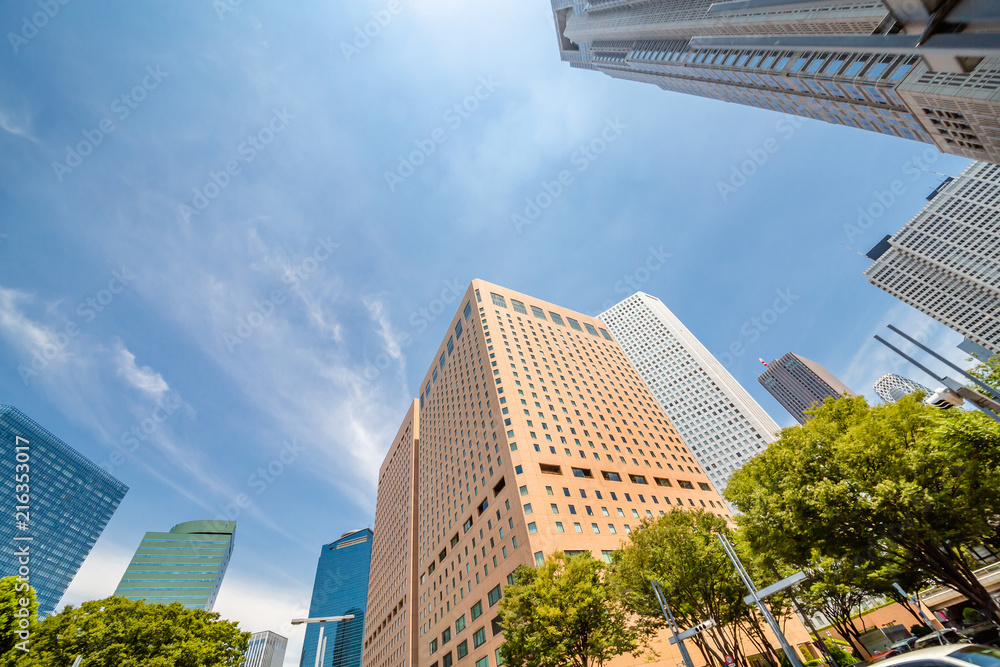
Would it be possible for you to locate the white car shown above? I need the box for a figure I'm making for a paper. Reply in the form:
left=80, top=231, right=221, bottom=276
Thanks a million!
left=878, top=644, right=1000, bottom=667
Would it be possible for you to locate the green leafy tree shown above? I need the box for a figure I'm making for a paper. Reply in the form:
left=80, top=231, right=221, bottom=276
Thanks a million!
left=498, top=552, right=644, bottom=667
left=0, top=576, right=37, bottom=657
left=608, top=509, right=790, bottom=667
left=967, top=356, right=1000, bottom=399
left=725, top=395, right=1000, bottom=624
left=10, top=596, right=249, bottom=667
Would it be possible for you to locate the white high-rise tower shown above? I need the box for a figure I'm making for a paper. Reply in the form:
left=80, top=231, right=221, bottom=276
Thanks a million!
left=600, top=292, right=780, bottom=496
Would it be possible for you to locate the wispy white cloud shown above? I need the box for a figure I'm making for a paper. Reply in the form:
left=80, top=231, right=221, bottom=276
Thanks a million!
left=113, top=341, right=170, bottom=397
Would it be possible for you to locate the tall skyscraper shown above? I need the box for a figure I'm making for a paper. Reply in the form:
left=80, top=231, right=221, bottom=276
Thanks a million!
left=113, top=520, right=236, bottom=611
left=873, top=372, right=930, bottom=403
left=245, top=631, right=289, bottom=667
left=301, top=529, right=372, bottom=667
left=0, top=405, right=128, bottom=617
left=599, top=292, right=779, bottom=495
left=364, top=280, right=812, bottom=667
left=549, top=0, right=1000, bottom=163
left=759, top=353, right=856, bottom=424
left=864, top=160, right=1000, bottom=355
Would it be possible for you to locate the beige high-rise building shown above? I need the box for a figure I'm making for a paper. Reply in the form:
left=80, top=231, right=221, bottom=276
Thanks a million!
left=363, top=280, right=813, bottom=667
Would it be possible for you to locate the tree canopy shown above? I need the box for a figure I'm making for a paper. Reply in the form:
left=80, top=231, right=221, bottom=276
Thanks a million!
left=0, top=577, right=36, bottom=657
left=725, top=395, right=1000, bottom=623
left=497, top=552, right=643, bottom=667
left=7, top=596, right=249, bottom=667
left=608, top=509, right=791, bottom=667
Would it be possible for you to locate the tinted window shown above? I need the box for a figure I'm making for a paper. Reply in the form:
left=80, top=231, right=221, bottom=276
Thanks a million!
left=952, top=647, right=1000, bottom=667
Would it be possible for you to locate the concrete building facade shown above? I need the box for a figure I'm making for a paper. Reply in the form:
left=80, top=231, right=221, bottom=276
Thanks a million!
left=549, top=0, right=1000, bottom=163
left=864, top=160, right=1000, bottom=355
left=599, top=292, right=780, bottom=495
left=758, top=353, right=856, bottom=424
left=113, top=520, right=236, bottom=611
left=364, top=280, right=812, bottom=667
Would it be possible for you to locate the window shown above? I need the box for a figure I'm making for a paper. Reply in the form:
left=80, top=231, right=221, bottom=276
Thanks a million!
left=528, top=522, right=537, bottom=534
left=549, top=312, right=565, bottom=326
left=523, top=503, right=533, bottom=515
left=491, top=293, right=507, bottom=308
left=473, top=628, right=487, bottom=648
left=539, top=463, right=562, bottom=475
left=584, top=323, right=598, bottom=336
left=496, top=648, right=505, bottom=666
left=534, top=551, right=544, bottom=566
left=602, top=471, right=621, bottom=482
left=443, top=628, right=452, bottom=643
left=678, top=480, right=694, bottom=489
left=698, top=482, right=711, bottom=491
left=493, top=477, right=506, bottom=495
left=458, top=641, right=469, bottom=659
left=519, top=485, right=528, bottom=496
left=456, top=615, right=466, bottom=633
left=566, top=317, right=583, bottom=331
left=488, top=584, right=503, bottom=606
left=531, top=305, right=546, bottom=320
left=599, top=328, right=612, bottom=340
left=654, top=477, right=672, bottom=487
left=571, top=467, right=593, bottom=478
left=477, top=498, right=489, bottom=515
left=464, top=517, right=473, bottom=532
left=448, top=336, right=454, bottom=354
left=431, top=639, right=439, bottom=654
left=455, top=320, right=463, bottom=338
left=629, top=474, right=647, bottom=484
left=555, top=521, right=564, bottom=532
left=511, top=299, right=527, bottom=314
left=476, top=658, right=489, bottom=667
left=471, top=601, right=483, bottom=619
left=574, top=522, right=583, bottom=533
left=464, top=302, right=473, bottom=320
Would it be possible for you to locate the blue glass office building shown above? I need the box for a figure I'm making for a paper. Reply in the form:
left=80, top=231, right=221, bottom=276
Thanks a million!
left=0, top=405, right=129, bottom=617
left=300, top=529, right=373, bottom=667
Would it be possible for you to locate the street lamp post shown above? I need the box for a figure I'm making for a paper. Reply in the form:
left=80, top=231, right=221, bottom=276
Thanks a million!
left=291, top=615, right=355, bottom=667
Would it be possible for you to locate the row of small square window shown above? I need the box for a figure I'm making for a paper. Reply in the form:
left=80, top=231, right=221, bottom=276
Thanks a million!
left=482, top=291, right=613, bottom=340
left=429, top=585, right=503, bottom=656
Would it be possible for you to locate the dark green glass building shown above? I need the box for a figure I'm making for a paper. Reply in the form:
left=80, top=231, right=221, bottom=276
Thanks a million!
left=113, top=519, right=236, bottom=611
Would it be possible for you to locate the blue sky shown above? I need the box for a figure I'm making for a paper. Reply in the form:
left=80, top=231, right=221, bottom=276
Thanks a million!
left=0, top=0, right=978, bottom=663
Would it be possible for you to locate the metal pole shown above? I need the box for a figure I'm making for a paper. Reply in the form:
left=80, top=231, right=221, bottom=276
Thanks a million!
left=652, top=579, right=696, bottom=667
left=887, top=325, right=1000, bottom=398
left=314, top=621, right=326, bottom=667
left=718, top=534, right=804, bottom=667
left=771, top=566, right=837, bottom=667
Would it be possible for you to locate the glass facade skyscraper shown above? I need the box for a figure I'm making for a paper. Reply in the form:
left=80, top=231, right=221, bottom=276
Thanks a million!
left=113, top=520, right=236, bottom=611
left=0, top=405, right=128, bottom=617
left=300, top=528, right=372, bottom=667
left=550, top=0, right=1000, bottom=163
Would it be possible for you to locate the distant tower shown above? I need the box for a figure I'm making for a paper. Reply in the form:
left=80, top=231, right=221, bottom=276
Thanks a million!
left=114, top=520, right=236, bottom=611
left=300, top=529, right=372, bottom=667
left=0, top=406, right=129, bottom=617
left=873, top=373, right=930, bottom=403
left=758, top=353, right=856, bottom=424
left=245, top=631, right=288, bottom=667
left=600, top=292, right=780, bottom=495
left=865, top=161, right=1000, bottom=356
